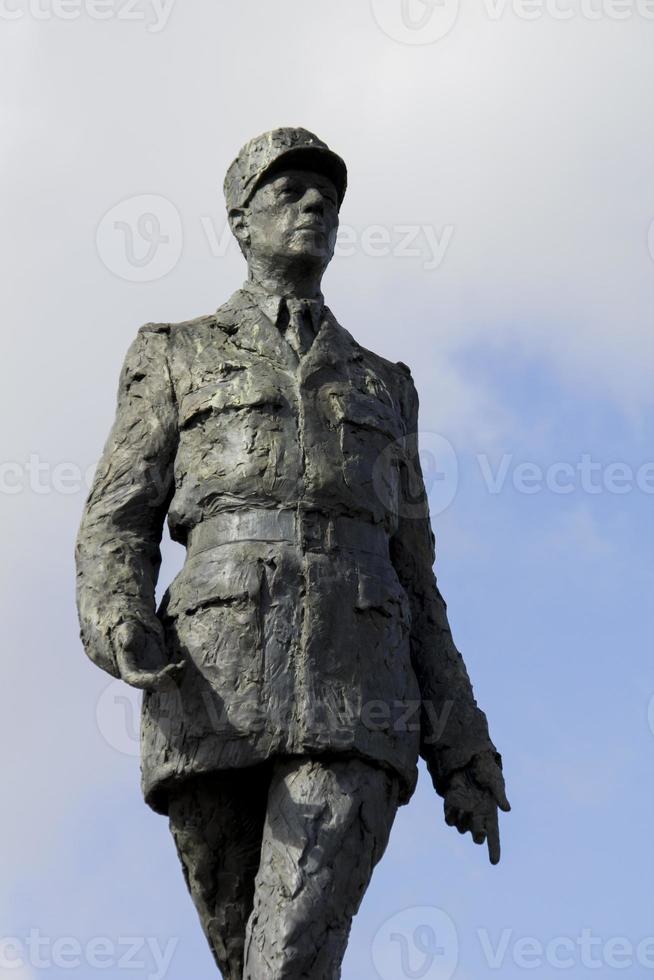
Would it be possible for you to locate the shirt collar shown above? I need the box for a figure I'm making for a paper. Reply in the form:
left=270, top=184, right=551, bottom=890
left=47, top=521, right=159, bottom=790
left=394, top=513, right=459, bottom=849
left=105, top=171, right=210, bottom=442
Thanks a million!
left=241, top=278, right=325, bottom=334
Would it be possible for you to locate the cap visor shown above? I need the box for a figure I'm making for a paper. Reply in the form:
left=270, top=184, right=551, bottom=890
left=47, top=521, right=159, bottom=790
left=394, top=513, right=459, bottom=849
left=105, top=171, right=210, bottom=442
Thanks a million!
left=248, top=146, right=347, bottom=207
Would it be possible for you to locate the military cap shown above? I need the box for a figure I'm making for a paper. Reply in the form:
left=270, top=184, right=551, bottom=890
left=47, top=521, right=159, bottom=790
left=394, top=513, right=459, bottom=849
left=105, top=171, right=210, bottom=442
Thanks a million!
left=224, top=127, right=347, bottom=213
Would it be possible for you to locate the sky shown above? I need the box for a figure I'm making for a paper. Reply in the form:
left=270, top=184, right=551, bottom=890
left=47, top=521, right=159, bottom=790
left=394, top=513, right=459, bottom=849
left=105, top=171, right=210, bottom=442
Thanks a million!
left=1, top=2, right=653, bottom=978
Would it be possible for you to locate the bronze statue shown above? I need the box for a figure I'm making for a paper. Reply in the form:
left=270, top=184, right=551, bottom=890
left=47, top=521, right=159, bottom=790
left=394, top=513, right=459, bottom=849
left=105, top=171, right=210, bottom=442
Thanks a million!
left=75, top=127, right=510, bottom=979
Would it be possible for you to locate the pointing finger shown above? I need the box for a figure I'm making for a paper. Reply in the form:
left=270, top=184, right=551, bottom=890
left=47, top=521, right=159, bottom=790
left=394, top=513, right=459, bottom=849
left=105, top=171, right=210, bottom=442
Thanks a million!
left=486, top=807, right=501, bottom=865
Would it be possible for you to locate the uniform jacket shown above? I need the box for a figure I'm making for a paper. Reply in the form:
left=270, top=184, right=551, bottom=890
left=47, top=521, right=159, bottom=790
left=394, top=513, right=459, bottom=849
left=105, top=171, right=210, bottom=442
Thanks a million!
left=75, top=283, right=499, bottom=813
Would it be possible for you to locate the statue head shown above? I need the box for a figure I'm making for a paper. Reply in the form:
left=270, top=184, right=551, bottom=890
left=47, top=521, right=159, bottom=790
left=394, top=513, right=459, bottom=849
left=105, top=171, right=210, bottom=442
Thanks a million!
left=224, top=127, right=347, bottom=281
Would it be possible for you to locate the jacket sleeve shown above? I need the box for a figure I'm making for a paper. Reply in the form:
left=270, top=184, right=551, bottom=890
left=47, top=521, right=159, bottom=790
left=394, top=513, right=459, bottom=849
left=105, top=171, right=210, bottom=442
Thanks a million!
left=389, top=363, right=501, bottom=797
left=74, top=323, right=178, bottom=677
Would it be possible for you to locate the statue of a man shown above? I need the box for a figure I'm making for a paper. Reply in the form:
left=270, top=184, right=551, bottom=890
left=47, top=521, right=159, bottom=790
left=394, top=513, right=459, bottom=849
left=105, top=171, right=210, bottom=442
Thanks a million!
left=75, top=127, right=510, bottom=979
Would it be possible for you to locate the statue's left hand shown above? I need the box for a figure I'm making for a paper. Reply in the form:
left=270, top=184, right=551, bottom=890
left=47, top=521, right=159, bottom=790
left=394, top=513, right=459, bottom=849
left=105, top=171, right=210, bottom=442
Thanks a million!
left=442, top=750, right=510, bottom=865
left=113, top=615, right=186, bottom=692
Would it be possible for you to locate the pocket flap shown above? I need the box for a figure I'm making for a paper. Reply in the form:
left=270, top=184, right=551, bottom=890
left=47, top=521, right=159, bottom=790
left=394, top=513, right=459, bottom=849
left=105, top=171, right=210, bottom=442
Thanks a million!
left=164, top=551, right=264, bottom=616
left=179, top=376, right=285, bottom=426
left=325, top=388, right=403, bottom=440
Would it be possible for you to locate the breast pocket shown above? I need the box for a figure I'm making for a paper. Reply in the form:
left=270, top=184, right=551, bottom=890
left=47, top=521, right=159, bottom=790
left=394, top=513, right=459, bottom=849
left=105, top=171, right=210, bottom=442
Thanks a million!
left=177, top=373, right=293, bottom=494
left=321, top=386, right=405, bottom=522
left=178, top=375, right=286, bottom=430
left=325, top=387, right=404, bottom=442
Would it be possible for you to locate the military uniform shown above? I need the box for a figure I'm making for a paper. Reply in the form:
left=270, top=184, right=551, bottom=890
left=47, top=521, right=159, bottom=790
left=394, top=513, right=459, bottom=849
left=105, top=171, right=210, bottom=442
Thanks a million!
left=76, top=281, right=496, bottom=808
left=75, top=128, right=500, bottom=979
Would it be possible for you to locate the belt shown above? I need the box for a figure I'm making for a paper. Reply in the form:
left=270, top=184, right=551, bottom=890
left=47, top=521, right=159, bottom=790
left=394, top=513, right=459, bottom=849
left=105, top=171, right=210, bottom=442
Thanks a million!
left=186, top=508, right=389, bottom=560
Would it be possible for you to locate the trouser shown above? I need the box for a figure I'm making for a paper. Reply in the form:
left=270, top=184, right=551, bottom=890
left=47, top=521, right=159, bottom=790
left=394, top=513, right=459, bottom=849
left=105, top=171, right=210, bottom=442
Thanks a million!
left=167, top=754, right=401, bottom=979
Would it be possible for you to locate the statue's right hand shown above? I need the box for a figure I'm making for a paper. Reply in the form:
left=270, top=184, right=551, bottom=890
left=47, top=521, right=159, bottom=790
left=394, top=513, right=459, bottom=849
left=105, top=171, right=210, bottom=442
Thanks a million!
left=112, top=614, right=186, bottom=692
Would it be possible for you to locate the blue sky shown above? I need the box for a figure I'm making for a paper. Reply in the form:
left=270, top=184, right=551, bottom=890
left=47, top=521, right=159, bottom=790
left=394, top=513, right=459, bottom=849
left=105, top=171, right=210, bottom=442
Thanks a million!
left=2, top=3, right=653, bottom=978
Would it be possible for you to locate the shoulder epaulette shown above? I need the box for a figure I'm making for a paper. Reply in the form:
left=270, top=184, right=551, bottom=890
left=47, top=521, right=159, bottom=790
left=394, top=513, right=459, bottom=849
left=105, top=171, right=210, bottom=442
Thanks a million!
left=138, top=321, right=171, bottom=336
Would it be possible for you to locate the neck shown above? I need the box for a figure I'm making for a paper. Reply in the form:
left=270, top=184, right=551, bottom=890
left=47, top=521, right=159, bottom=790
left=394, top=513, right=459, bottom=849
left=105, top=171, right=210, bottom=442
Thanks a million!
left=246, top=256, right=325, bottom=300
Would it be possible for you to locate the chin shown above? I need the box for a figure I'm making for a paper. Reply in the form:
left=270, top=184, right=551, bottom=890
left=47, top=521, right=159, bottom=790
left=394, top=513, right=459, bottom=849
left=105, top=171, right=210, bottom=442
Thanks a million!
left=291, top=238, right=332, bottom=262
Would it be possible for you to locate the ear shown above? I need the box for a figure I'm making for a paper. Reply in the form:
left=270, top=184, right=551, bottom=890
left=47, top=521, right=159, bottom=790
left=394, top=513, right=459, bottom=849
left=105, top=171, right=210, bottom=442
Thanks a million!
left=228, top=207, right=250, bottom=249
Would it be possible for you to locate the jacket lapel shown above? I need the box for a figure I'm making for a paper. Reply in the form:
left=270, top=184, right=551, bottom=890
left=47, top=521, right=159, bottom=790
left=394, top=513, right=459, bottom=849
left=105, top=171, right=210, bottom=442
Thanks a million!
left=218, top=290, right=290, bottom=366
left=299, top=309, right=362, bottom=391
left=225, top=290, right=361, bottom=384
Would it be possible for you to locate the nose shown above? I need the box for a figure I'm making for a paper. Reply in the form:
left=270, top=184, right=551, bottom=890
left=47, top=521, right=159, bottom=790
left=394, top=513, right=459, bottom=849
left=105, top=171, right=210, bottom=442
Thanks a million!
left=300, top=187, right=325, bottom=216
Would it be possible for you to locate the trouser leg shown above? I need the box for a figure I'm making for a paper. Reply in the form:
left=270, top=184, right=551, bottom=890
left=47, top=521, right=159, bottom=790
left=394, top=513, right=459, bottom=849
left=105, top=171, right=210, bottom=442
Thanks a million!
left=167, top=763, right=272, bottom=980
left=243, top=755, right=401, bottom=979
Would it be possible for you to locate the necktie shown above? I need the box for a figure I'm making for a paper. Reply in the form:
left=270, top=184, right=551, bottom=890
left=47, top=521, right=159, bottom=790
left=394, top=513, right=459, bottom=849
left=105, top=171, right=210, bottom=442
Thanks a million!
left=281, top=298, right=316, bottom=358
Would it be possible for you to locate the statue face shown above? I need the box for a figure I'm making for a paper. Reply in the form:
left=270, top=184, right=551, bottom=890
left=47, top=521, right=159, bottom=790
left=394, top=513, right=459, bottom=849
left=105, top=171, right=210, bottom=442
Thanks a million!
left=241, top=167, right=339, bottom=268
